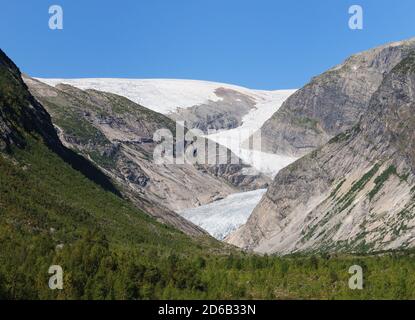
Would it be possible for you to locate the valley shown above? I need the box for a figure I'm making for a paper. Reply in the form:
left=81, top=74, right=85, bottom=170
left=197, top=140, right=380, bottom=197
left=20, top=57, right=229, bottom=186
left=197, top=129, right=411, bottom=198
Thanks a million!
left=34, top=77, right=296, bottom=239
left=33, top=38, right=415, bottom=253
left=3, top=35, right=415, bottom=300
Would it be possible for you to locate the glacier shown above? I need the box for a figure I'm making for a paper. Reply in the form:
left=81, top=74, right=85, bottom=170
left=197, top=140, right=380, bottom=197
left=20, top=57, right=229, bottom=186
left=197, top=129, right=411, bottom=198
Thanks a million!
left=178, top=189, right=267, bottom=240
left=205, top=88, right=297, bottom=178
left=37, top=78, right=297, bottom=176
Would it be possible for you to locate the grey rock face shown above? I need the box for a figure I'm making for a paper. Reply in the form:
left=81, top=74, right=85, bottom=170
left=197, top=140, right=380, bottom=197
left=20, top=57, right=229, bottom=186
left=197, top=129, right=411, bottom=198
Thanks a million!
left=26, top=77, right=269, bottom=235
left=227, top=52, right=415, bottom=254
left=169, top=87, right=257, bottom=133
left=255, top=38, right=415, bottom=157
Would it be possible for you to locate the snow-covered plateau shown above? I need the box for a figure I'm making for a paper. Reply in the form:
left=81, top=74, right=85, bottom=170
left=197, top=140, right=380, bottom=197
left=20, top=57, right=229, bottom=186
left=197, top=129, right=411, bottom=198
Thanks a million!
left=37, top=78, right=278, bottom=115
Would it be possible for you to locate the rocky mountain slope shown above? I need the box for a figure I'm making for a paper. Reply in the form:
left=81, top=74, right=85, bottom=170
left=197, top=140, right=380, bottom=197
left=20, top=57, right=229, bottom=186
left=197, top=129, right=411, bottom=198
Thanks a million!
left=251, top=37, right=415, bottom=157
left=1, top=48, right=208, bottom=236
left=25, top=77, right=269, bottom=218
left=0, top=50, right=121, bottom=196
left=228, top=51, right=415, bottom=254
left=37, top=79, right=298, bottom=178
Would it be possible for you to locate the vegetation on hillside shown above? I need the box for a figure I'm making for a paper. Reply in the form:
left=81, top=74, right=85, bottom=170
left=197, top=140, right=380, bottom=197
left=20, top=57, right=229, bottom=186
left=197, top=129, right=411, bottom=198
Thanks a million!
left=1, top=139, right=415, bottom=299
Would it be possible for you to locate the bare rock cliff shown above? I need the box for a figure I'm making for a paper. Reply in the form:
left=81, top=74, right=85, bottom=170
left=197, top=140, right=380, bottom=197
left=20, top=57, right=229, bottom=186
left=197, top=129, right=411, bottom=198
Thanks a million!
left=254, top=38, right=415, bottom=157
left=227, top=52, right=415, bottom=254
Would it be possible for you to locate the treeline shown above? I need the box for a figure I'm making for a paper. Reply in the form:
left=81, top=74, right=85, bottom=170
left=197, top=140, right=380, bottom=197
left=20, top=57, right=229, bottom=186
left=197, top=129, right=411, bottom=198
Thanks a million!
left=2, top=225, right=415, bottom=299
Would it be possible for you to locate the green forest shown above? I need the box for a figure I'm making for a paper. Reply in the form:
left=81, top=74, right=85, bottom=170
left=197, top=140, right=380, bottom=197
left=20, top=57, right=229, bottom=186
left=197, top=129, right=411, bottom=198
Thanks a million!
left=1, top=139, right=415, bottom=300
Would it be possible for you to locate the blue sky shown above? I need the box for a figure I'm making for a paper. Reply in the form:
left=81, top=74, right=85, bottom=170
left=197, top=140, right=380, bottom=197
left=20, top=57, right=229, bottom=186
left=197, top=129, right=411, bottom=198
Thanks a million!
left=1, top=0, right=414, bottom=89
